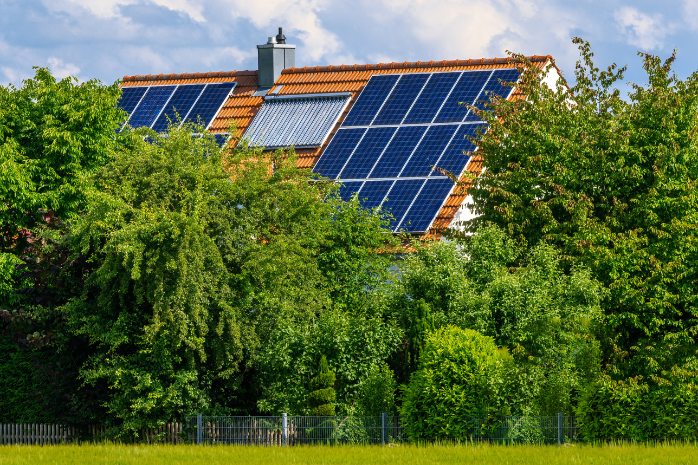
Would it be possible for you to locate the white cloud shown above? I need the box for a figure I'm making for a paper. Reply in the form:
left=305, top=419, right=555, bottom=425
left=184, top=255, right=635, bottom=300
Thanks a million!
left=368, top=0, right=577, bottom=61
left=42, top=0, right=206, bottom=22
left=1, top=0, right=689, bottom=91
left=155, top=0, right=205, bottom=22
left=44, top=0, right=345, bottom=62
left=222, top=0, right=344, bottom=62
left=511, top=0, right=538, bottom=19
left=47, top=57, right=81, bottom=80
left=375, top=0, right=506, bottom=58
left=614, top=7, right=667, bottom=50
left=683, top=0, right=698, bottom=29
left=118, top=46, right=170, bottom=73
left=1, top=67, right=27, bottom=87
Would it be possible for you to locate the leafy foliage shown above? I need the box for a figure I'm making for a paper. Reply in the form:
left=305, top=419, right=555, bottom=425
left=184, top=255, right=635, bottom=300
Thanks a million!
left=386, top=226, right=603, bottom=415
left=0, top=253, right=23, bottom=308
left=400, top=326, right=506, bottom=440
left=356, top=364, right=397, bottom=416
left=252, top=309, right=400, bottom=415
left=58, top=126, right=246, bottom=435
left=578, top=363, right=698, bottom=440
left=1, top=105, right=399, bottom=431
left=0, top=68, right=122, bottom=254
left=468, top=39, right=698, bottom=377
left=315, top=194, right=397, bottom=314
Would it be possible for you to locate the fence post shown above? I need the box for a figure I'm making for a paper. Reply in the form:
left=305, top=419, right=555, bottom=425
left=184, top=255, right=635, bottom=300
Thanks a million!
left=197, top=414, right=203, bottom=445
left=557, top=413, right=563, bottom=446
left=381, top=413, right=387, bottom=446
left=282, top=413, right=288, bottom=447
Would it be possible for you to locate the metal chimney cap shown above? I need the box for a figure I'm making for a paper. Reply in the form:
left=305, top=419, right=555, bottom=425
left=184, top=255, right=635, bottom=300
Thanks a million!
left=267, top=36, right=277, bottom=44
left=276, top=27, right=286, bottom=44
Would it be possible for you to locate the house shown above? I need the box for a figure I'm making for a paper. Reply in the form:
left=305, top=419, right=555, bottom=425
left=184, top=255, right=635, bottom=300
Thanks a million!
left=118, top=28, right=555, bottom=236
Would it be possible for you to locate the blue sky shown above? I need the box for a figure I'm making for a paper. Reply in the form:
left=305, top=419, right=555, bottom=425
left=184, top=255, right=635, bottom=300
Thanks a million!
left=0, top=0, right=695, bottom=92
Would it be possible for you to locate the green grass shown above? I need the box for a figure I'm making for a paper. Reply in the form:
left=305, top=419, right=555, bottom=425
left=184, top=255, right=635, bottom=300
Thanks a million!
left=1, top=443, right=698, bottom=464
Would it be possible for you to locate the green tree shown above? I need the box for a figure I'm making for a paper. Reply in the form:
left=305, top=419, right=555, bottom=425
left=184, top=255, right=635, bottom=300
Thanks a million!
left=0, top=252, right=23, bottom=308
left=28, top=118, right=399, bottom=431
left=468, top=39, right=698, bottom=377
left=308, top=355, right=337, bottom=416
left=578, top=364, right=698, bottom=440
left=385, top=226, right=602, bottom=414
left=59, top=126, right=245, bottom=435
left=0, top=68, right=122, bottom=255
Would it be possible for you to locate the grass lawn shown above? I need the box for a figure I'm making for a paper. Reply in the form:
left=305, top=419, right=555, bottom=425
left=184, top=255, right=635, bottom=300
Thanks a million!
left=1, top=443, right=698, bottom=464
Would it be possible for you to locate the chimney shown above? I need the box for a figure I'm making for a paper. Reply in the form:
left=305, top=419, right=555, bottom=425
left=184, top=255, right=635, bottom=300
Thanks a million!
left=257, top=27, right=295, bottom=87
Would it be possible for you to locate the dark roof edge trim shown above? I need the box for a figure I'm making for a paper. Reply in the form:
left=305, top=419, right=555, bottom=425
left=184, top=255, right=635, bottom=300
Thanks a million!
left=263, top=92, right=352, bottom=101
left=281, top=56, right=552, bottom=75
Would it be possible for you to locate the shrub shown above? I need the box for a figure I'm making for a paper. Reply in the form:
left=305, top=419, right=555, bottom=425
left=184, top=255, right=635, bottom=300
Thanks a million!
left=578, top=365, right=698, bottom=440
left=400, top=326, right=506, bottom=440
left=308, top=356, right=336, bottom=416
left=356, top=364, right=397, bottom=416
left=385, top=228, right=603, bottom=415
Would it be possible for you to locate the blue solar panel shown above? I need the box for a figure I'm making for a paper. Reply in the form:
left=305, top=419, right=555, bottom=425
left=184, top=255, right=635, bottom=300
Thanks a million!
left=118, top=86, right=148, bottom=116
left=310, top=67, right=521, bottom=234
left=339, top=127, right=396, bottom=179
left=434, top=71, right=490, bottom=123
left=213, top=133, right=229, bottom=147
left=358, top=180, right=394, bottom=210
left=382, top=179, right=426, bottom=229
left=398, top=178, right=454, bottom=232
left=338, top=181, right=364, bottom=201
left=433, top=124, right=478, bottom=176
left=402, top=72, right=460, bottom=124
left=313, top=128, right=366, bottom=179
left=490, top=68, right=520, bottom=87
left=400, top=124, right=458, bottom=177
left=465, top=69, right=519, bottom=121
left=184, top=82, right=236, bottom=129
left=370, top=126, right=427, bottom=178
left=372, top=74, right=430, bottom=126
left=342, top=75, right=399, bottom=126
left=127, top=86, right=176, bottom=129
left=152, top=84, right=206, bottom=132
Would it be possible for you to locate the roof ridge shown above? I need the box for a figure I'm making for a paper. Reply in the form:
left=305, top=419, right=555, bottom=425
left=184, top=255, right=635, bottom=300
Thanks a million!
left=282, top=55, right=552, bottom=75
left=122, top=69, right=257, bottom=82
left=121, top=55, right=553, bottom=82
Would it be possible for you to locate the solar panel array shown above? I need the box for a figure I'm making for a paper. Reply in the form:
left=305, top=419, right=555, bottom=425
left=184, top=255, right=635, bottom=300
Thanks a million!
left=118, top=82, right=237, bottom=145
left=314, top=68, right=519, bottom=233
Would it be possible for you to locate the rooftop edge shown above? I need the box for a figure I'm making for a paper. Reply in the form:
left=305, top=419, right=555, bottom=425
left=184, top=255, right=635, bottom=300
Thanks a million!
left=122, top=56, right=552, bottom=83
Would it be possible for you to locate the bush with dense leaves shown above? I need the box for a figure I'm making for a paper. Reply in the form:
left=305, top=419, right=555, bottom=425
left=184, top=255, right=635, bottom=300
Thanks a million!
left=578, top=364, right=698, bottom=440
left=356, top=364, right=397, bottom=416
left=400, top=326, right=507, bottom=440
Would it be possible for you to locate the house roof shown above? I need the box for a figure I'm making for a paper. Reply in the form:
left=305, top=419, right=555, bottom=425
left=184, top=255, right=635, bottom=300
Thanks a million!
left=121, top=55, right=553, bottom=236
